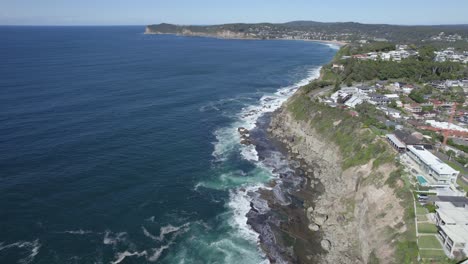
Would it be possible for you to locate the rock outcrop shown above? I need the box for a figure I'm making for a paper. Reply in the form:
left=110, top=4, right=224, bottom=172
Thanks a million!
left=268, top=102, right=406, bottom=264
left=238, top=127, right=253, bottom=145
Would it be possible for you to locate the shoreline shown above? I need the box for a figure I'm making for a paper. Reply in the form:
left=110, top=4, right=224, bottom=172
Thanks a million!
left=143, top=31, right=348, bottom=46
left=240, top=66, right=331, bottom=262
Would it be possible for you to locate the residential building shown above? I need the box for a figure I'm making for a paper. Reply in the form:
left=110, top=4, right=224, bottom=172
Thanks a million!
left=368, top=93, right=390, bottom=106
left=330, top=90, right=351, bottom=104
left=402, top=85, right=414, bottom=94
left=344, top=93, right=369, bottom=108
left=386, top=134, right=406, bottom=152
left=407, top=145, right=459, bottom=185
left=380, top=106, right=402, bottom=119
left=357, top=85, right=375, bottom=93
left=406, top=103, right=422, bottom=113
left=434, top=201, right=468, bottom=258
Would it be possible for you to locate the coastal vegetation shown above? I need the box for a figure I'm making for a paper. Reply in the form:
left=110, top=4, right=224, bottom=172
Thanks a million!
left=287, top=97, right=395, bottom=169
left=280, top=34, right=468, bottom=262
left=280, top=40, right=466, bottom=262
left=285, top=90, right=418, bottom=263
left=336, top=58, right=466, bottom=83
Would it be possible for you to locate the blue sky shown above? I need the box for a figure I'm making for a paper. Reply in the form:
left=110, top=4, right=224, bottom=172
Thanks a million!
left=1, top=0, right=467, bottom=25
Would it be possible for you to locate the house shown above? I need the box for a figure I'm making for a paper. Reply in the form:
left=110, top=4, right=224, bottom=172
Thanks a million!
left=414, top=111, right=438, bottom=119
left=402, top=84, right=415, bottom=94
left=386, top=134, right=406, bottom=152
left=380, top=106, right=402, bottom=119
left=423, top=111, right=438, bottom=118
left=463, top=80, right=468, bottom=88
left=430, top=81, right=449, bottom=90
left=332, top=64, right=344, bottom=71
left=331, top=90, right=351, bottom=103
left=352, top=54, right=368, bottom=60
left=340, top=87, right=359, bottom=94
left=413, top=112, right=426, bottom=120
left=395, top=130, right=433, bottom=149
left=407, top=145, right=459, bottom=186
left=344, top=93, right=369, bottom=108
left=368, top=93, right=390, bottom=106
left=406, top=103, right=422, bottom=113
left=446, top=80, right=462, bottom=88
left=434, top=200, right=468, bottom=258
left=459, top=115, right=468, bottom=124
left=385, top=94, right=400, bottom=99
left=357, top=85, right=375, bottom=93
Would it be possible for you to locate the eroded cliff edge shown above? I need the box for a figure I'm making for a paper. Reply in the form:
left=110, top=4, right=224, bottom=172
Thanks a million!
left=266, top=90, right=417, bottom=263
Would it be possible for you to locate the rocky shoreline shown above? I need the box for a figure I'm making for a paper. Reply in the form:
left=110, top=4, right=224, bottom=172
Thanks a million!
left=243, top=93, right=405, bottom=263
left=240, top=113, right=328, bottom=263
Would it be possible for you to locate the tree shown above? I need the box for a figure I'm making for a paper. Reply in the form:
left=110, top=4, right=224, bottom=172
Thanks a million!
left=333, top=80, right=341, bottom=92
left=409, top=90, right=426, bottom=103
left=418, top=45, right=436, bottom=62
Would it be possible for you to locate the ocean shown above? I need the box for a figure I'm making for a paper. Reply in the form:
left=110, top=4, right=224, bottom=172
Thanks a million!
left=0, top=26, right=336, bottom=263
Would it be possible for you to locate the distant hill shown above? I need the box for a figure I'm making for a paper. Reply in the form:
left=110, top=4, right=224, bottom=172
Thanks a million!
left=145, top=21, right=468, bottom=47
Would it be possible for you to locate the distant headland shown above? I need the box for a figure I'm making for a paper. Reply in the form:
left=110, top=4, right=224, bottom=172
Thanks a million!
left=145, top=21, right=468, bottom=46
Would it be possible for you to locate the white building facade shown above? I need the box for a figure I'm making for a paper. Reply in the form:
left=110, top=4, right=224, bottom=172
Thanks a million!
left=407, top=145, right=459, bottom=185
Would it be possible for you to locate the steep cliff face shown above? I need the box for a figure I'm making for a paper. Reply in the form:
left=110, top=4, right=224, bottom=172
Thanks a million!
left=145, top=26, right=252, bottom=39
left=268, top=96, right=409, bottom=263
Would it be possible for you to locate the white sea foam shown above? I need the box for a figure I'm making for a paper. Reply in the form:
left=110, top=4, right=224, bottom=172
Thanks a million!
left=235, top=66, right=321, bottom=163
left=325, top=43, right=341, bottom=50
left=211, top=66, right=321, bottom=163
left=111, top=250, right=148, bottom=264
left=103, top=231, right=127, bottom=245
left=63, top=229, right=93, bottom=235
left=240, top=144, right=259, bottom=162
left=198, top=66, right=322, bottom=263
left=142, top=223, right=190, bottom=242
left=112, top=222, right=191, bottom=263
left=226, top=67, right=321, bottom=251
left=0, top=239, right=41, bottom=264
left=227, top=186, right=261, bottom=242
left=147, top=244, right=171, bottom=262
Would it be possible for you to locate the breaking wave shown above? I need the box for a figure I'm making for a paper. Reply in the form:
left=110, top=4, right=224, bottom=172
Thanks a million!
left=0, top=239, right=41, bottom=264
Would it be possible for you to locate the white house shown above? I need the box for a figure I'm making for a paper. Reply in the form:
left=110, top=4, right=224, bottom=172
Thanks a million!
left=435, top=201, right=468, bottom=258
left=345, top=93, right=369, bottom=108
left=407, top=145, right=459, bottom=186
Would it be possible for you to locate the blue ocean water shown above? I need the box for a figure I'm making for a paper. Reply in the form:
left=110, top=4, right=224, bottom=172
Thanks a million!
left=0, top=26, right=336, bottom=263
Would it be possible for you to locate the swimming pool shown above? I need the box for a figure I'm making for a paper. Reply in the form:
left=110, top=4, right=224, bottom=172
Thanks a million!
left=417, top=175, right=429, bottom=186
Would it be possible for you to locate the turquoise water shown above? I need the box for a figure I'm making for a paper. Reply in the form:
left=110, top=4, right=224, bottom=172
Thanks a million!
left=0, top=26, right=336, bottom=263
left=417, top=175, right=429, bottom=185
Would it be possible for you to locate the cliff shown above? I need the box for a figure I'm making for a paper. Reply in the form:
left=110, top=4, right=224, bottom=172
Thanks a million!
left=267, top=90, right=417, bottom=263
left=145, top=24, right=256, bottom=39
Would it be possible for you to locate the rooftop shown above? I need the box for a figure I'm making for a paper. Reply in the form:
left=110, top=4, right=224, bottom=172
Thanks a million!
left=432, top=196, right=468, bottom=207
left=440, top=224, right=468, bottom=244
left=407, top=145, right=459, bottom=176
left=386, top=134, right=406, bottom=149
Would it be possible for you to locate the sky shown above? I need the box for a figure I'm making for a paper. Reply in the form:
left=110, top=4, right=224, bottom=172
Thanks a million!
left=1, top=0, right=468, bottom=26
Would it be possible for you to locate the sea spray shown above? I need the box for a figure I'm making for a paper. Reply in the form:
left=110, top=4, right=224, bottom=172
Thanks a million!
left=193, top=66, right=322, bottom=262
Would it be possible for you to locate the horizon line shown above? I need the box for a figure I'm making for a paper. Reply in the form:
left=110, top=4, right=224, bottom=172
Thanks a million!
left=1, top=21, right=468, bottom=27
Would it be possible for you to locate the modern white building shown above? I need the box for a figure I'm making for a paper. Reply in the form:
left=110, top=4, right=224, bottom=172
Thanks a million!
left=435, top=201, right=468, bottom=258
left=407, top=145, right=459, bottom=186
left=344, top=93, right=369, bottom=108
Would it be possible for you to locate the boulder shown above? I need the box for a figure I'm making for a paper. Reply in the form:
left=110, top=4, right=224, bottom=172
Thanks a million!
left=238, top=127, right=249, bottom=135
left=313, top=213, right=328, bottom=226
left=321, top=239, right=331, bottom=251
left=240, top=138, right=252, bottom=145
left=306, top=207, right=314, bottom=221
left=308, top=224, right=320, bottom=232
